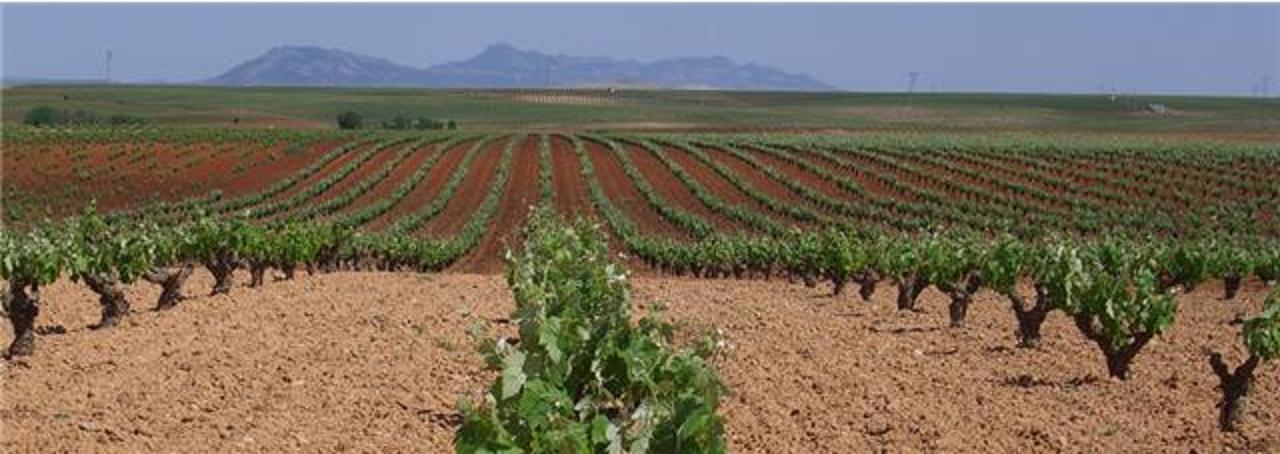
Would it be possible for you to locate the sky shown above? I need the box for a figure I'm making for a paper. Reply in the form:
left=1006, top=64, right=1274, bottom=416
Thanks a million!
left=2, top=3, right=1278, bottom=95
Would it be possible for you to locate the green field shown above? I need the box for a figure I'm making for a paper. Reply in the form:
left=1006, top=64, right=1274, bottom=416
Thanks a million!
left=4, top=85, right=1279, bottom=138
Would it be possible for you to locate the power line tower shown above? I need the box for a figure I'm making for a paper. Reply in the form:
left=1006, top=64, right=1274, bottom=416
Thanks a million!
left=907, top=71, right=920, bottom=94
left=104, top=49, right=113, bottom=83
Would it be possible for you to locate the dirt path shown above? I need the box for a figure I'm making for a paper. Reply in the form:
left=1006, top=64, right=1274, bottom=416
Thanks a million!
left=4, top=273, right=1277, bottom=452
left=452, top=135, right=540, bottom=273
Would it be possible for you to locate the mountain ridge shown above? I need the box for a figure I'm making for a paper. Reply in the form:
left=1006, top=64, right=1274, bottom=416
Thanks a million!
left=206, top=43, right=836, bottom=91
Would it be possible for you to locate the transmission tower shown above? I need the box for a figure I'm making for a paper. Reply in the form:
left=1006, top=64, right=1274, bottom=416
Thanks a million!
left=105, top=49, right=113, bottom=83
left=907, top=71, right=920, bottom=94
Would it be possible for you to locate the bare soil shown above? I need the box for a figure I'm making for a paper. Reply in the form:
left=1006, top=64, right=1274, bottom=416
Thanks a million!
left=214, top=140, right=346, bottom=199
left=265, top=143, right=402, bottom=223
left=452, top=135, right=540, bottom=273
left=659, top=143, right=795, bottom=229
left=4, top=273, right=1277, bottom=452
left=698, top=143, right=821, bottom=223
left=547, top=134, right=593, bottom=219
left=584, top=140, right=687, bottom=239
left=364, top=139, right=474, bottom=232
left=326, top=140, right=440, bottom=221
left=421, top=137, right=506, bottom=237
left=623, top=141, right=747, bottom=233
left=252, top=143, right=368, bottom=209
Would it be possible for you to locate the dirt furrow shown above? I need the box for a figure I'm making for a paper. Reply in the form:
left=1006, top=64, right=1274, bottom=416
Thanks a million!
left=452, top=135, right=540, bottom=273
left=584, top=140, right=687, bottom=239
left=548, top=134, right=594, bottom=220
left=622, top=142, right=746, bottom=233
left=327, top=140, right=439, bottom=221
left=364, top=139, right=474, bottom=232
left=420, top=137, right=507, bottom=238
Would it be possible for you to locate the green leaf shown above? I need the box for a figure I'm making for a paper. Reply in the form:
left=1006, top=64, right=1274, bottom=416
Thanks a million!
left=501, top=350, right=527, bottom=400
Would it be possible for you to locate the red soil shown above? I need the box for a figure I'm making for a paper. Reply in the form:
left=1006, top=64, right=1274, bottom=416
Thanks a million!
left=5, top=140, right=341, bottom=217
left=547, top=134, right=593, bottom=219
left=452, top=135, right=541, bottom=273
left=214, top=139, right=346, bottom=200
left=248, top=143, right=369, bottom=210
left=621, top=141, right=746, bottom=233
left=584, top=140, right=687, bottom=239
left=743, top=143, right=860, bottom=204
left=658, top=143, right=793, bottom=228
left=421, top=137, right=507, bottom=238
left=264, top=142, right=402, bottom=223
left=363, top=139, right=476, bottom=232
left=698, top=143, right=819, bottom=217
left=326, top=141, right=440, bottom=221
left=796, top=147, right=919, bottom=203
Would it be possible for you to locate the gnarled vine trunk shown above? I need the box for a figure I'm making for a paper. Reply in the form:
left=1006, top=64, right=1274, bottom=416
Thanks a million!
left=6, top=280, right=40, bottom=357
left=1209, top=352, right=1260, bottom=432
left=895, top=273, right=926, bottom=311
left=281, top=262, right=297, bottom=280
left=943, top=276, right=983, bottom=328
left=1073, top=313, right=1155, bottom=380
left=143, top=264, right=194, bottom=310
left=857, top=271, right=879, bottom=302
left=248, top=261, right=268, bottom=288
left=204, top=257, right=237, bottom=295
left=84, top=274, right=129, bottom=329
left=1010, top=284, right=1053, bottom=348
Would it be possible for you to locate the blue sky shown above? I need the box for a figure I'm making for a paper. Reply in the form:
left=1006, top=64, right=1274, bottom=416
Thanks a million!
left=3, top=3, right=1278, bottom=95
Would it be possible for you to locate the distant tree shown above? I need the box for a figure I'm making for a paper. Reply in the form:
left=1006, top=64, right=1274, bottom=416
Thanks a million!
left=446, top=120, right=458, bottom=130
left=23, top=106, right=59, bottom=127
left=336, top=110, right=363, bottom=130
left=382, top=115, right=413, bottom=130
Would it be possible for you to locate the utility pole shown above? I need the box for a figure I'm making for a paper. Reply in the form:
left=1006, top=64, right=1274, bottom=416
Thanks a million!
left=907, top=71, right=919, bottom=94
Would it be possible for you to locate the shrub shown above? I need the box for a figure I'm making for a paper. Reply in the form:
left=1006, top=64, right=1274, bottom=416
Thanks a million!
left=336, top=110, right=363, bottom=130
left=23, top=106, right=59, bottom=127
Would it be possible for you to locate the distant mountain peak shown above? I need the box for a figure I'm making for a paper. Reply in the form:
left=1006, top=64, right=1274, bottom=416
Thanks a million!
left=208, top=43, right=835, bottom=91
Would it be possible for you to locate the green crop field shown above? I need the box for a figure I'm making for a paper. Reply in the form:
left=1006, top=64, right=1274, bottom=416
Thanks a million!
left=5, top=85, right=1279, bottom=137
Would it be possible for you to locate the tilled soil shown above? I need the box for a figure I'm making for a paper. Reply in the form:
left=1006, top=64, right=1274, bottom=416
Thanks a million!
left=548, top=134, right=593, bottom=219
left=584, top=139, right=687, bottom=239
left=452, top=135, right=541, bottom=273
left=421, top=137, right=507, bottom=237
left=624, top=141, right=747, bottom=233
left=3, top=272, right=1278, bottom=452
left=364, top=139, right=475, bottom=232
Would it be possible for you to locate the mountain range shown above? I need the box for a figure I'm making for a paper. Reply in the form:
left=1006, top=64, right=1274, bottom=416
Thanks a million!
left=206, top=43, right=835, bottom=91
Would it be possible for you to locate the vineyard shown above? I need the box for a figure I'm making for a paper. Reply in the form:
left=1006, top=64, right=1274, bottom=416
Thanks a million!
left=3, top=126, right=1280, bottom=451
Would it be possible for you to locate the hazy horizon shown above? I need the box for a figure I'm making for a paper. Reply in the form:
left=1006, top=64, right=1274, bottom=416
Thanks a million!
left=3, top=3, right=1279, bottom=96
